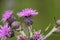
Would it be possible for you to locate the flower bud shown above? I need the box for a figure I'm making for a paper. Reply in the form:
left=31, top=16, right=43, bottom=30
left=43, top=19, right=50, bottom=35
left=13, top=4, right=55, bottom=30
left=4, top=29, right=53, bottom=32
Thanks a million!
left=24, top=16, right=33, bottom=26
left=11, top=21, right=20, bottom=29
left=56, top=20, right=60, bottom=26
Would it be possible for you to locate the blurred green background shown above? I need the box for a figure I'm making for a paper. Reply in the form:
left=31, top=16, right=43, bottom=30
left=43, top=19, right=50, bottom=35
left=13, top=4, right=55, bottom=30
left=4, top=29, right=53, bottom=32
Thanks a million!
left=0, top=0, right=60, bottom=40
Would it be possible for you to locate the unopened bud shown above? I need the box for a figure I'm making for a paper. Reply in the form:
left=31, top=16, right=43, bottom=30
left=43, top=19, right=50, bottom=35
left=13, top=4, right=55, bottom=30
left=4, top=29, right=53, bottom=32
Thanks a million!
left=11, top=21, right=20, bottom=29
left=56, top=20, right=60, bottom=26
left=24, top=17, right=33, bottom=26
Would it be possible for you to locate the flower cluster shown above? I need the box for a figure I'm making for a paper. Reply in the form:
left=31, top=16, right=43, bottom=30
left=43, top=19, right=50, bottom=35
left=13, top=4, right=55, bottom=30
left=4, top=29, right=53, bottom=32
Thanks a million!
left=0, top=8, right=60, bottom=40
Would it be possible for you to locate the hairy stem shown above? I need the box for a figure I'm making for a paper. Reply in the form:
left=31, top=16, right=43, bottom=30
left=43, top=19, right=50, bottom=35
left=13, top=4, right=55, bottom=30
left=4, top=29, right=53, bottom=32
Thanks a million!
left=44, top=26, right=57, bottom=39
left=28, top=25, right=33, bottom=37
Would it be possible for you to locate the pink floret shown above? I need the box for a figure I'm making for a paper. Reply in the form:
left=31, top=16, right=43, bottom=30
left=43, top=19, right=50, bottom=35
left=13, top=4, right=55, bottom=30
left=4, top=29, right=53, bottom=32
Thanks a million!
left=17, top=8, right=38, bottom=17
left=33, top=32, right=44, bottom=40
left=0, top=23, right=11, bottom=38
left=2, top=10, right=13, bottom=22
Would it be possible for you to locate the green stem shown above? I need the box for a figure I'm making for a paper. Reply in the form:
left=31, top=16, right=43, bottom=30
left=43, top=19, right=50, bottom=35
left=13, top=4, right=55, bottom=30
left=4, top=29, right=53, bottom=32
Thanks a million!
left=28, top=25, right=33, bottom=37
left=44, top=26, right=57, bottom=39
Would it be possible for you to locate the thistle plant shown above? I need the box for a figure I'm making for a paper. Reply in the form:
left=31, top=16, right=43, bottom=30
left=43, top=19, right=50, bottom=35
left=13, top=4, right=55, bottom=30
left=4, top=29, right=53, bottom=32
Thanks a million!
left=0, top=8, right=60, bottom=40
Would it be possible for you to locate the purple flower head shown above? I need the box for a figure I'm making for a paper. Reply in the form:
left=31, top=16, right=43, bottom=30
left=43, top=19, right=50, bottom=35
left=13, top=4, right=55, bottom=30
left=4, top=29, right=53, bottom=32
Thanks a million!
left=56, top=20, right=60, bottom=26
left=17, top=8, right=38, bottom=17
left=0, top=23, right=11, bottom=38
left=33, top=32, right=44, bottom=40
left=2, top=10, right=13, bottom=22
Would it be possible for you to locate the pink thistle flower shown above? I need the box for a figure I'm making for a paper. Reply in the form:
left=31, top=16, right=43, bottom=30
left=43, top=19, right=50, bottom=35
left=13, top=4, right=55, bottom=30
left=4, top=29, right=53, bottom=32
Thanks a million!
left=0, top=23, right=11, bottom=38
left=17, top=8, right=38, bottom=17
left=33, top=32, right=44, bottom=40
left=2, top=10, right=13, bottom=22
